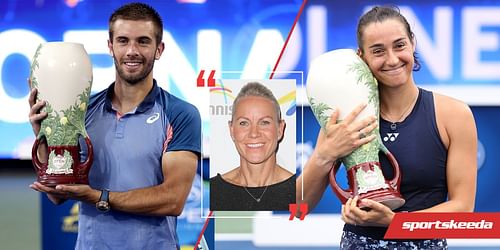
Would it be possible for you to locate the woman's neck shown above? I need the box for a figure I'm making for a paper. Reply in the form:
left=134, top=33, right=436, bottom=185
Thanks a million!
left=379, top=84, right=419, bottom=122
left=238, top=160, right=277, bottom=187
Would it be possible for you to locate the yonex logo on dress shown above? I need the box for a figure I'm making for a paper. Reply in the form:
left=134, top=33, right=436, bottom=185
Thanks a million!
left=383, top=133, right=399, bottom=142
left=146, top=113, right=160, bottom=124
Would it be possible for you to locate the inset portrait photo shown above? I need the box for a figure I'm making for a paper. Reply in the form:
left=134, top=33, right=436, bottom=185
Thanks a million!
left=209, top=79, right=296, bottom=211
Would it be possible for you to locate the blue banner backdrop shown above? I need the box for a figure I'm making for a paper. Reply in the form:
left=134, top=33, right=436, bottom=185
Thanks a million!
left=4, top=0, right=500, bottom=159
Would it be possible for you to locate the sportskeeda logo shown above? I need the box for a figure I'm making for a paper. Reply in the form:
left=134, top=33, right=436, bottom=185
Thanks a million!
left=385, top=212, right=500, bottom=239
left=402, top=220, right=494, bottom=231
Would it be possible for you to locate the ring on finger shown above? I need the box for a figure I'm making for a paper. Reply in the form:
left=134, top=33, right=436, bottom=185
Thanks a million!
left=359, top=131, right=366, bottom=139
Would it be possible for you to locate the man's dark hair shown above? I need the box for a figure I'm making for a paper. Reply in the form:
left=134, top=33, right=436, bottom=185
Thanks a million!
left=108, top=2, right=163, bottom=45
left=357, top=6, right=421, bottom=71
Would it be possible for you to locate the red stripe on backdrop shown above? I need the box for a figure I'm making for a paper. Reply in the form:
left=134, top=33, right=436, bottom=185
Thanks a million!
left=269, top=0, right=309, bottom=79
left=385, top=212, right=500, bottom=239
left=194, top=210, right=213, bottom=250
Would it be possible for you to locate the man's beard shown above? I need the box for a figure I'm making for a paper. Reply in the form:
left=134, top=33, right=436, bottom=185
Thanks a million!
left=114, top=56, right=155, bottom=85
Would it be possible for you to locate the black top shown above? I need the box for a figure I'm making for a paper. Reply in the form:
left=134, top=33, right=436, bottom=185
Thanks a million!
left=210, top=173, right=296, bottom=211
left=344, top=88, right=448, bottom=240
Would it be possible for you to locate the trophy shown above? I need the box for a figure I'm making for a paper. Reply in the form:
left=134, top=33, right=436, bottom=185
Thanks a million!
left=30, top=42, right=93, bottom=186
left=306, top=49, right=404, bottom=210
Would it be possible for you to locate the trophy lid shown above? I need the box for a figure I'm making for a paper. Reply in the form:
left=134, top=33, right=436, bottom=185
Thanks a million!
left=306, top=49, right=377, bottom=126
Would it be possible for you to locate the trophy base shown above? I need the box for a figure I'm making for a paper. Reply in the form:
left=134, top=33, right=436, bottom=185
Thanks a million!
left=357, top=188, right=405, bottom=210
left=329, top=161, right=406, bottom=211
left=32, top=142, right=93, bottom=188
left=346, top=161, right=405, bottom=210
left=38, top=175, right=89, bottom=187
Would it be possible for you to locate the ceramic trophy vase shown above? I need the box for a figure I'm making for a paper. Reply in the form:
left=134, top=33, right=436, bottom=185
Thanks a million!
left=306, top=49, right=404, bottom=210
left=30, top=42, right=93, bottom=187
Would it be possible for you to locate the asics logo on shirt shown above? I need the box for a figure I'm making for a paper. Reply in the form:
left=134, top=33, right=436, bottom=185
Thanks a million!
left=146, top=112, right=160, bottom=124
left=383, top=133, right=399, bottom=142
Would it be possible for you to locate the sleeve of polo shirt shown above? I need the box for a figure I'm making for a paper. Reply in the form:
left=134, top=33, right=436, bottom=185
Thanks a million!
left=165, top=100, right=201, bottom=156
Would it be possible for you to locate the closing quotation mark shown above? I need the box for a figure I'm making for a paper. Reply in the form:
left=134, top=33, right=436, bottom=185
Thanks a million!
left=197, top=70, right=216, bottom=87
left=289, top=203, right=308, bottom=221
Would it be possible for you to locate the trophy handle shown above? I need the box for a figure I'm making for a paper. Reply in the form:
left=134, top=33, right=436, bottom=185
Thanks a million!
left=31, top=137, right=45, bottom=172
left=80, top=136, right=93, bottom=172
left=328, top=161, right=352, bottom=204
left=382, top=150, right=402, bottom=191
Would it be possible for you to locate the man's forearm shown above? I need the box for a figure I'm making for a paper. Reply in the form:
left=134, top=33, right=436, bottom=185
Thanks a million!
left=109, top=181, right=192, bottom=217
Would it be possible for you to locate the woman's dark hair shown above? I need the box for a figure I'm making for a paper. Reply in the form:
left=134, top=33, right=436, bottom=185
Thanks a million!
left=357, top=6, right=421, bottom=71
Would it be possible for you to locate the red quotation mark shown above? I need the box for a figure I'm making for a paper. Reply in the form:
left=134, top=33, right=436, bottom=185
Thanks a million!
left=289, top=203, right=308, bottom=221
left=197, top=70, right=216, bottom=87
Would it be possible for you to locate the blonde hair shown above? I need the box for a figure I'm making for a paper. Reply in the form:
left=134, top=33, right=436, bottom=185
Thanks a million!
left=232, top=82, right=281, bottom=121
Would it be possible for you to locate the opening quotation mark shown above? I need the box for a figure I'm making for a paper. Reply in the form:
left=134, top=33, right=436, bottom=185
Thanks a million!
left=197, top=70, right=216, bottom=87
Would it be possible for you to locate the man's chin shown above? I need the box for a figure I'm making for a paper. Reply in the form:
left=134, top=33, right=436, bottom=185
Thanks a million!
left=116, top=63, right=154, bottom=85
left=119, top=73, right=148, bottom=85
left=124, top=78, right=144, bottom=85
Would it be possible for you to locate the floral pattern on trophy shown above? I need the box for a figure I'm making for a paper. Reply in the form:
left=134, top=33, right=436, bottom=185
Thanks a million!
left=308, top=57, right=384, bottom=168
left=30, top=43, right=93, bottom=181
left=307, top=50, right=404, bottom=209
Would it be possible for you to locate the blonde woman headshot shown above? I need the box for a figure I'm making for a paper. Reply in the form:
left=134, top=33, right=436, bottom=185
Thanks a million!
left=210, top=82, right=295, bottom=211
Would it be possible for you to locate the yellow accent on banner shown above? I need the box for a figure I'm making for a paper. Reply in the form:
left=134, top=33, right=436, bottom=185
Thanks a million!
left=62, top=203, right=79, bottom=233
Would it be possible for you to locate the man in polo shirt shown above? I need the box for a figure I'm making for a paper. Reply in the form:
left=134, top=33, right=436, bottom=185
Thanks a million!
left=28, top=3, right=201, bottom=249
